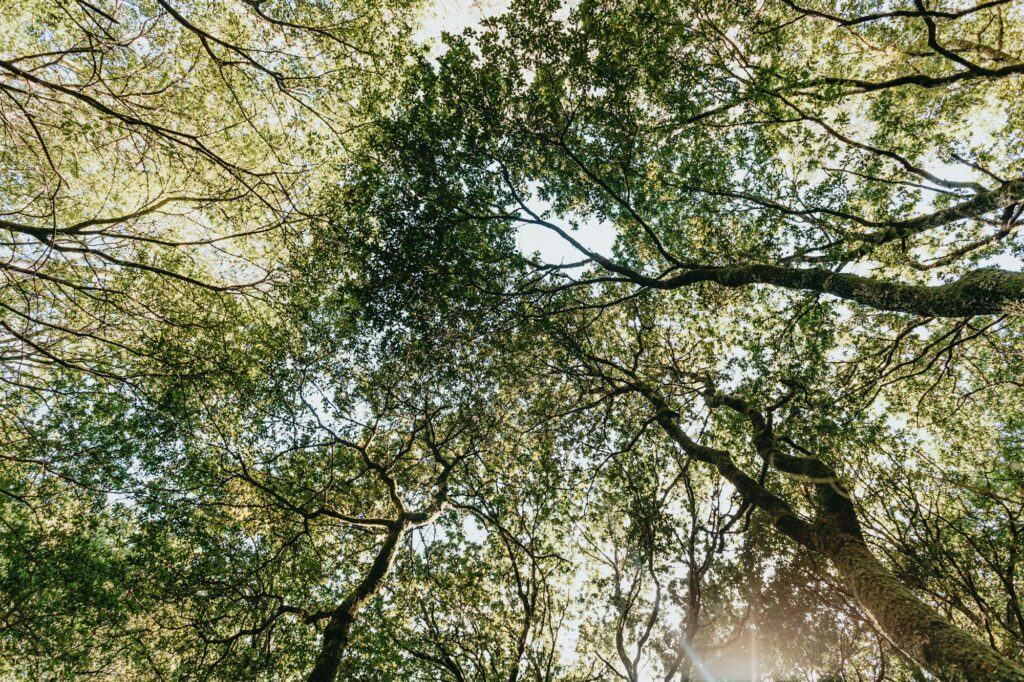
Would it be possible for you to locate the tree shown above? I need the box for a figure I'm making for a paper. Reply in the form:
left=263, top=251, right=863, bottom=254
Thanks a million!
left=0, top=0, right=413, bottom=390
left=325, top=0, right=1024, bottom=675
left=4, top=0, right=1024, bottom=680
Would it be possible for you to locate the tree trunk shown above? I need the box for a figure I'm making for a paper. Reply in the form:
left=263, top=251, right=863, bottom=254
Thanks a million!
left=823, top=531, right=1024, bottom=681
left=306, top=521, right=406, bottom=682
left=663, top=571, right=701, bottom=682
left=642, top=384, right=1024, bottom=680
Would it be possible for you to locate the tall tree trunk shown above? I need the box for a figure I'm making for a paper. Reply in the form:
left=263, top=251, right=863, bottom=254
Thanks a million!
left=822, top=530, right=1024, bottom=681
left=306, top=521, right=406, bottom=682
left=639, top=383, right=1024, bottom=680
left=663, top=569, right=701, bottom=681
left=664, top=622, right=697, bottom=681
left=507, top=606, right=531, bottom=682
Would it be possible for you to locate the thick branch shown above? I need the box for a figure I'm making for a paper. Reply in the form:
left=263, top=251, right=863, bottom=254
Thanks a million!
left=630, top=382, right=815, bottom=547
left=524, top=214, right=1024, bottom=316
left=305, top=520, right=407, bottom=682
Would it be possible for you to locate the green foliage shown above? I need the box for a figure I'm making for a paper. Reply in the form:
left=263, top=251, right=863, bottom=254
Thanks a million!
left=3, top=0, right=1024, bottom=680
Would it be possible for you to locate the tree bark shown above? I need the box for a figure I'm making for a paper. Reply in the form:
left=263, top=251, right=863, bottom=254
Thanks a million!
left=823, top=531, right=1024, bottom=681
left=306, top=521, right=406, bottom=682
left=639, top=383, right=1024, bottom=680
left=533, top=205, right=1024, bottom=317
left=660, top=265, right=1024, bottom=317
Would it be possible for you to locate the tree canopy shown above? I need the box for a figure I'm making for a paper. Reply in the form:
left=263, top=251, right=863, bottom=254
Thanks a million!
left=2, top=0, right=1024, bottom=680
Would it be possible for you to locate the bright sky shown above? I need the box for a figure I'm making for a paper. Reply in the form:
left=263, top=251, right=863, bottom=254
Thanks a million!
left=516, top=216, right=618, bottom=264
left=414, top=0, right=512, bottom=44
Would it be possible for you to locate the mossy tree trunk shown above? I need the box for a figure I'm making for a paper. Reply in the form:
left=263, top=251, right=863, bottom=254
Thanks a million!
left=823, top=531, right=1024, bottom=681
left=305, top=521, right=407, bottom=682
left=638, top=381, right=1024, bottom=681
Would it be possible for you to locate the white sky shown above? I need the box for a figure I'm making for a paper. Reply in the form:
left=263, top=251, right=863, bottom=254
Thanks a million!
left=414, top=0, right=512, bottom=44
left=516, top=217, right=618, bottom=264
